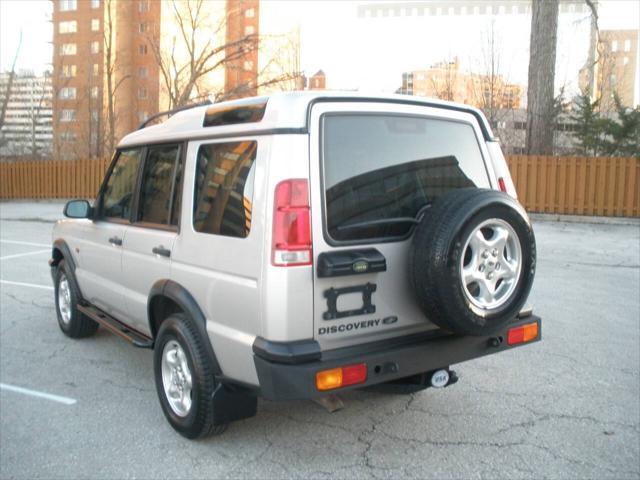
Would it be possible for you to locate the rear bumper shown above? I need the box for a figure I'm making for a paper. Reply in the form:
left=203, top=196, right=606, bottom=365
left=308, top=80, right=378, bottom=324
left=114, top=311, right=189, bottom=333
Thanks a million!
left=253, top=315, right=541, bottom=400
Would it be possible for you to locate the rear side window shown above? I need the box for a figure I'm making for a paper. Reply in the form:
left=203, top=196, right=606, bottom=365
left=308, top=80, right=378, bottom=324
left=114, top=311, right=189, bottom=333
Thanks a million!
left=193, top=141, right=257, bottom=238
left=101, top=148, right=143, bottom=220
left=322, top=114, right=490, bottom=242
left=137, top=144, right=181, bottom=226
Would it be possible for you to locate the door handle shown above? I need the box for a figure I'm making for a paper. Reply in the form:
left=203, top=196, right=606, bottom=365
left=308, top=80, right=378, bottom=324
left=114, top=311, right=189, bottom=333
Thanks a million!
left=152, top=246, right=171, bottom=258
left=108, top=236, right=123, bottom=246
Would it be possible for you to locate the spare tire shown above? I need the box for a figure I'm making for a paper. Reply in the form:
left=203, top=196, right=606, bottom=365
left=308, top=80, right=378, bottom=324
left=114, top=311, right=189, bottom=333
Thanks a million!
left=409, top=188, right=536, bottom=336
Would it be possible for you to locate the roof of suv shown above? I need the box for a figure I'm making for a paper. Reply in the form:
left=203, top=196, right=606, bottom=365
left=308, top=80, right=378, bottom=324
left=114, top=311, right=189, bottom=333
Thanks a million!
left=118, top=91, right=494, bottom=148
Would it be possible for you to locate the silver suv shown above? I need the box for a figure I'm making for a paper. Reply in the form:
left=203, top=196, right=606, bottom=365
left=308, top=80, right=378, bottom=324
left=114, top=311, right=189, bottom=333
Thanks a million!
left=50, top=92, right=540, bottom=438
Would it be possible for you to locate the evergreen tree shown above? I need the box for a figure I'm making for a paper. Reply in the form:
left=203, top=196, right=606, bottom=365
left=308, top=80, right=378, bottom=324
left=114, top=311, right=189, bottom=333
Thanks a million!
left=601, top=95, right=640, bottom=158
left=568, top=92, right=606, bottom=156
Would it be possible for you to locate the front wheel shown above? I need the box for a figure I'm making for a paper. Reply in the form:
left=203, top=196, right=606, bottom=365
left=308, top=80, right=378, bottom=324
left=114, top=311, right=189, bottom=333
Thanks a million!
left=153, top=314, right=227, bottom=439
left=54, top=260, right=98, bottom=338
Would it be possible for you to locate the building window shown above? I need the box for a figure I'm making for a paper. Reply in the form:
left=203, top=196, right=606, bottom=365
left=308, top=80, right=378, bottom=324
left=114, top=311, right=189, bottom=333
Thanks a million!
left=91, top=0, right=100, bottom=8
left=59, top=21, right=77, bottom=34
left=610, top=74, right=617, bottom=86
left=612, top=40, right=618, bottom=52
left=59, top=87, right=76, bottom=100
left=60, top=43, right=77, bottom=56
left=60, top=132, right=76, bottom=142
left=91, top=110, right=99, bottom=121
left=60, top=109, right=76, bottom=122
left=245, top=7, right=255, bottom=18
left=91, top=19, right=100, bottom=31
left=139, top=22, right=147, bottom=33
left=91, top=86, right=99, bottom=99
left=624, top=39, right=631, bottom=52
left=623, top=56, right=629, bottom=65
left=59, top=0, right=77, bottom=12
left=138, top=66, right=148, bottom=78
left=60, top=64, right=77, bottom=77
left=243, top=60, right=253, bottom=71
left=244, top=25, right=255, bottom=35
left=91, top=41, right=100, bottom=54
left=139, top=0, right=149, bottom=12
left=138, top=111, right=148, bottom=122
left=92, top=63, right=99, bottom=76
left=139, top=44, right=148, bottom=55
left=138, top=87, right=147, bottom=99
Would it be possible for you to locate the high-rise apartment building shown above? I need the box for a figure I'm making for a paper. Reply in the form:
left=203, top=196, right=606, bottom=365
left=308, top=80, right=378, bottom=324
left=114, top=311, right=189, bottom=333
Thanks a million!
left=0, top=71, right=53, bottom=159
left=225, top=0, right=260, bottom=98
left=579, top=29, right=639, bottom=110
left=52, top=0, right=160, bottom=159
left=52, top=0, right=259, bottom=159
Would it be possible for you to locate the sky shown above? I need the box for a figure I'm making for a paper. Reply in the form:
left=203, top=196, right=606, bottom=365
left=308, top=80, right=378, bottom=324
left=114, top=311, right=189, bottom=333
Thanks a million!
left=1, top=0, right=638, bottom=99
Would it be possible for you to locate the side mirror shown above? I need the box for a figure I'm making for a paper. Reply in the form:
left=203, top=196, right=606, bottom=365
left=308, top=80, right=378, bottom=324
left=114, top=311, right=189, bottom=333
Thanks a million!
left=63, top=200, right=92, bottom=219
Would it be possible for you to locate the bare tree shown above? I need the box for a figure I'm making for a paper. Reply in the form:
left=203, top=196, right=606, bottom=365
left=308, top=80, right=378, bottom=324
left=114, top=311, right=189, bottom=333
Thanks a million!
left=0, top=31, right=22, bottom=132
left=147, top=0, right=299, bottom=109
left=525, top=0, right=559, bottom=155
left=103, top=0, right=130, bottom=156
left=427, top=59, right=458, bottom=102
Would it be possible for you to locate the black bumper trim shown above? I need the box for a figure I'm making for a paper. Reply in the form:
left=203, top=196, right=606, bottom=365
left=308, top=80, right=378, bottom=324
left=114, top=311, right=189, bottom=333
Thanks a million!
left=252, top=337, right=321, bottom=364
left=253, top=316, right=541, bottom=400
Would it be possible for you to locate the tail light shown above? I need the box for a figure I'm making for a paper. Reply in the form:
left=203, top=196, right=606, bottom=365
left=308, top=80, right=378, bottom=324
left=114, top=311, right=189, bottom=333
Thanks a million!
left=316, top=363, right=368, bottom=391
left=272, top=179, right=312, bottom=266
left=507, top=322, right=539, bottom=345
left=498, top=177, right=507, bottom=192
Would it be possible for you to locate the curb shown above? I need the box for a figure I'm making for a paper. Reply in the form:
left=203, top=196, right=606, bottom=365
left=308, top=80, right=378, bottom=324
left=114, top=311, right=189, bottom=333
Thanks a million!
left=529, top=213, right=640, bottom=226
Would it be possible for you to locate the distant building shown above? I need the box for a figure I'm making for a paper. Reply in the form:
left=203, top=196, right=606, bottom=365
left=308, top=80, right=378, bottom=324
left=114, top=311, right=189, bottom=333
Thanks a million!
left=579, top=29, right=639, bottom=111
left=0, top=71, right=53, bottom=159
left=400, top=58, right=522, bottom=111
left=358, top=1, right=588, bottom=18
left=308, top=70, right=326, bottom=90
left=51, top=0, right=260, bottom=159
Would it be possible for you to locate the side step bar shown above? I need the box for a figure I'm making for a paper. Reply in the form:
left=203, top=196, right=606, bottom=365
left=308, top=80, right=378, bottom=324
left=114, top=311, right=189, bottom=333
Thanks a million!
left=78, top=303, right=153, bottom=349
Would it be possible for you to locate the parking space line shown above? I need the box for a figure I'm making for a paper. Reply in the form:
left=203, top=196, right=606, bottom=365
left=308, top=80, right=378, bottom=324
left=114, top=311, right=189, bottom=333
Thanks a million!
left=0, top=383, right=77, bottom=405
left=0, top=249, right=50, bottom=261
left=0, top=280, right=54, bottom=291
left=0, top=239, right=50, bottom=248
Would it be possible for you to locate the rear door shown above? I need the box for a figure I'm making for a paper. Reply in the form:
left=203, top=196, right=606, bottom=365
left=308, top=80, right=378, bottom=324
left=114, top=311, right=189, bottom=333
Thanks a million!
left=120, top=143, right=182, bottom=335
left=309, top=102, right=494, bottom=350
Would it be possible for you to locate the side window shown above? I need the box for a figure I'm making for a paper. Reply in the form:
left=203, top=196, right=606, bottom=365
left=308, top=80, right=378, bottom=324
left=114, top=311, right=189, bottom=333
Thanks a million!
left=193, top=141, right=257, bottom=238
left=100, top=148, right=143, bottom=220
left=137, top=144, right=181, bottom=226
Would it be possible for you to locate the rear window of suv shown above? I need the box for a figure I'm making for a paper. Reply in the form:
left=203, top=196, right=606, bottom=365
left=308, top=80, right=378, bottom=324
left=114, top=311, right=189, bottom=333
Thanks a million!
left=322, top=113, right=491, bottom=243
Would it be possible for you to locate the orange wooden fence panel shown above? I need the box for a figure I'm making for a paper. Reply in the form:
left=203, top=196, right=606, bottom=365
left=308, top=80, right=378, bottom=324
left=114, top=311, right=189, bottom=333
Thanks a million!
left=0, top=159, right=110, bottom=201
left=506, top=156, right=638, bottom=217
left=0, top=156, right=638, bottom=217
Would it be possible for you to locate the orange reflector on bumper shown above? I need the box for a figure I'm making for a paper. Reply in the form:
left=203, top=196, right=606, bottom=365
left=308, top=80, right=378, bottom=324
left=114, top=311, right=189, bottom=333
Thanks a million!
left=316, top=363, right=367, bottom=391
left=507, top=322, right=539, bottom=345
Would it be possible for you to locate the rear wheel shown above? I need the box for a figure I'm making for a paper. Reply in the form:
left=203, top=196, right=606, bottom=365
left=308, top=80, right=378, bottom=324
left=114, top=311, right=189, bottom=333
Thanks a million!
left=409, top=189, right=536, bottom=336
left=54, top=260, right=98, bottom=338
left=153, top=314, right=227, bottom=439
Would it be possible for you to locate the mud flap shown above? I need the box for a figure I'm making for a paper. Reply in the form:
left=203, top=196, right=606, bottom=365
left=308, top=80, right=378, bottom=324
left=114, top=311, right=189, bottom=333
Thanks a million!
left=211, top=383, right=258, bottom=426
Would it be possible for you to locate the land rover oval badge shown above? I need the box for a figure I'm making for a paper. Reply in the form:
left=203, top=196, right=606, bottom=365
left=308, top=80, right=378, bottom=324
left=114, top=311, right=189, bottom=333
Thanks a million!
left=353, top=260, right=369, bottom=273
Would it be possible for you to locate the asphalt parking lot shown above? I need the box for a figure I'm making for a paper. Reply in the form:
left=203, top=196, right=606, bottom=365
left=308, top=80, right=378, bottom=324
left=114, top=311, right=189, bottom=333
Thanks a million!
left=0, top=202, right=638, bottom=479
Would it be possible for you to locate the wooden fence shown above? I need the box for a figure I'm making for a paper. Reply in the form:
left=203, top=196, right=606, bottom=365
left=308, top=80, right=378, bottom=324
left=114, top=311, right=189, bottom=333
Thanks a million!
left=0, top=155, right=638, bottom=217
left=507, top=156, right=638, bottom=217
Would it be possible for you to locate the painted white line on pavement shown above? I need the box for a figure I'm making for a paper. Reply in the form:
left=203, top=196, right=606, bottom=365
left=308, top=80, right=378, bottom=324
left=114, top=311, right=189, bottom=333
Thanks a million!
left=0, top=239, right=50, bottom=248
left=0, top=280, right=54, bottom=291
left=0, top=249, right=50, bottom=261
left=0, top=383, right=77, bottom=405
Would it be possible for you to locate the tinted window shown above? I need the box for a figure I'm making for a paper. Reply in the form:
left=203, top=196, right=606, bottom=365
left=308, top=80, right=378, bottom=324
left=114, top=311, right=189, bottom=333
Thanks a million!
left=193, top=141, right=257, bottom=238
left=101, top=149, right=142, bottom=219
left=322, top=114, right=490, bottom=242
left=137, top=144, right=180, bottom=225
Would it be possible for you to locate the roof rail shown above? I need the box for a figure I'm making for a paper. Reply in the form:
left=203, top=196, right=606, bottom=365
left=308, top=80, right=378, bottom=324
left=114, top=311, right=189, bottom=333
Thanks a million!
left=137, top=100, right=213, bottom=130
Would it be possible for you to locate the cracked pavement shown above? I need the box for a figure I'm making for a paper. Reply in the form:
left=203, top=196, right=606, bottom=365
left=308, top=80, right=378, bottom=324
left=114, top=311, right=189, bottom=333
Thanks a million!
left=0, top=204, right=639, bottom=479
